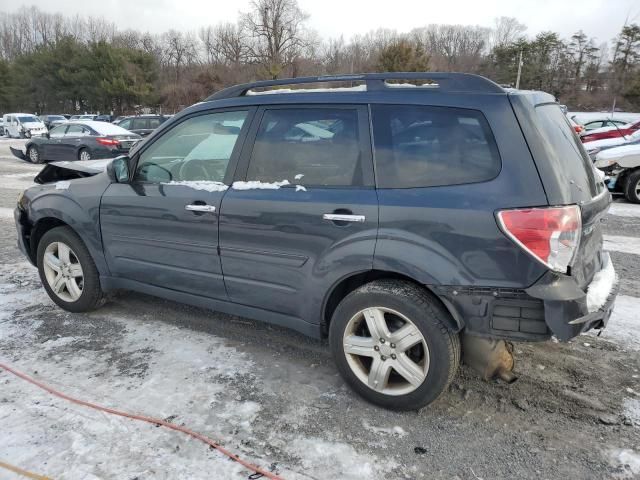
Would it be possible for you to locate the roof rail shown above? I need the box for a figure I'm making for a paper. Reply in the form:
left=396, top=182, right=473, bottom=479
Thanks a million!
left=205, top=72, right=504, bottom=101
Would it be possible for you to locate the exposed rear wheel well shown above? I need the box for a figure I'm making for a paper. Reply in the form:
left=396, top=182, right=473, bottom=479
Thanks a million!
left=29, top=217, right=70, bottom=263
left=322, top=270, right=460, bottom=336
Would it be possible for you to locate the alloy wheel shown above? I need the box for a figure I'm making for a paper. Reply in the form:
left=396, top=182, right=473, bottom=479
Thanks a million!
left=28, top=147, right=38, bottom=163
left=342, top=306, right=429, bottom=396
left=42, top=241, right=84, bottom=303
left=79, top=150, right=91, bottom=161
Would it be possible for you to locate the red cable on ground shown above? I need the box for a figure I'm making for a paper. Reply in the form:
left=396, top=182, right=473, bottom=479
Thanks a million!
left=0, top=362, right=284, bottom=480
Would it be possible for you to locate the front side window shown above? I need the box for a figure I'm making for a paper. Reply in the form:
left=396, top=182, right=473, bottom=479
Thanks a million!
left=372, top=105, right=501, bottom=188
left=118, top=119, right=132, bottom=129
left=246, top=108, right=362, bottom=187
left=135, top=110, right=248, bottom=183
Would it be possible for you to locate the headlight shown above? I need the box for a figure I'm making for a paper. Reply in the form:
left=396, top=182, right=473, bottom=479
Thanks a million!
left=594, top=157, right=616, bottom=168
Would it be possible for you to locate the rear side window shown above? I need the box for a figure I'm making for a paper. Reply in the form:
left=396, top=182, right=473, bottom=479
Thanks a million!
left=132, top=118, right=148, bottom=130
left=371, top=105, right=501, bottom=188
left=246, top=108, right=363, bottom=187
left=534, top=104, right=597, bottom=196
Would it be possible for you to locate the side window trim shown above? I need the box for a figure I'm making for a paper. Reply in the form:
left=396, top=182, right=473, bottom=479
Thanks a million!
left=130, top=106, right=256, bottom=185
left=233, top=104, right=375, bottom=188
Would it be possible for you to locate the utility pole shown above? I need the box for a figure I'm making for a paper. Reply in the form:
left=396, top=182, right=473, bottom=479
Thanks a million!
left=515, top=49, right=523, bottom=89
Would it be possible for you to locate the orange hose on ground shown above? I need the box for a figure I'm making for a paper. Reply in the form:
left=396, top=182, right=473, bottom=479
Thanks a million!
left=0, top=362, right=284, bottom=480
left=0, top=460, right=52, bottom=480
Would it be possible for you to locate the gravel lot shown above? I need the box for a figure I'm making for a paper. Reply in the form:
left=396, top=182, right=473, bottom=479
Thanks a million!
left=1, top=137, right=639, bottom=479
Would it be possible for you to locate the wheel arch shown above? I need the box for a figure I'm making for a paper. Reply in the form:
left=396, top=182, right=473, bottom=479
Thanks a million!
left=26, top=206, right=109, bottom=277
left=321, top=270, right=463, bottom=337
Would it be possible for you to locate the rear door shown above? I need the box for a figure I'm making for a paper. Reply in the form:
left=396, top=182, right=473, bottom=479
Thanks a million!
left=59, top=124, right=91, bottom=159
left=100, top=109, right=253, bottom=299
left=218, top=105, right=378, bottom=324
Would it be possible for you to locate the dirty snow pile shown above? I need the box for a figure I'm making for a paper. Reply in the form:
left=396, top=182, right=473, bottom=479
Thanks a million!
left=586, top=258, right=616, bottom=312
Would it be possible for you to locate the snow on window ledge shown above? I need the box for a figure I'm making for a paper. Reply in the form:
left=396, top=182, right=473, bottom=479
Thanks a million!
left=586, top=255, right=617, bottom=313
left=232, top=180, right=290, bottom=190
left=162, top=181, right=228, bottom=192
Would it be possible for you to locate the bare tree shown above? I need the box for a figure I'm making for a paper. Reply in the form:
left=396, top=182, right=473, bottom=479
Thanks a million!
left=240, top=0, right=309, bottom=78
left=490, top=17, right=527, bottom=49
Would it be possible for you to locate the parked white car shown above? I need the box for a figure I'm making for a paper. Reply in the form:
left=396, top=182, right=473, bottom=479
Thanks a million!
left=2, top=113, right=48, bottom=138
left=583, top=130, right=640, bottom=158
left=594, top=142, right=640, bottom=203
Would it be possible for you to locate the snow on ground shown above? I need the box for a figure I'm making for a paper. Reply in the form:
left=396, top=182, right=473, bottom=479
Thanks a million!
left=608, top=449, right=640, bottom=478
left=604, top=235, right=640, bottom=256
left=609, top=202, right=640, bottom=218
left=0, top=207, right=14, bottom=218
left=0, top=260, right=397, bottom=480
left=587, top=295, right=640, bottom=351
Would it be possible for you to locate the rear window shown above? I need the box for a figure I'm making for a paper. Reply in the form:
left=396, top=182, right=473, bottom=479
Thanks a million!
left=534, top=104, right=598, bottom=196
left=371, top=105, right=501, bottom=188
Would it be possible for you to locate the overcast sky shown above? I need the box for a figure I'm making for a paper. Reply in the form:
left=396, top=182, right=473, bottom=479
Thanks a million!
left=6, top=0, right=640, bottom=45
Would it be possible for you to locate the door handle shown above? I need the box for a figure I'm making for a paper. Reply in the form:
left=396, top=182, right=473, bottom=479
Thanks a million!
left=322, top=213, right=365, bottom=222
left=185, top=204, right=216, bottom=213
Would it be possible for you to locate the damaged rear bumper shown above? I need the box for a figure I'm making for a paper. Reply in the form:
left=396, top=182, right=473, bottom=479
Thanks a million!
left=433, top=253, right=617, bottom=342
left=525, top=252, right=617, bottom=341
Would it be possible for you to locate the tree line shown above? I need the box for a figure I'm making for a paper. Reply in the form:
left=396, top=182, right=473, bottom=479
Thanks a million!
left=0, top=1, right=639, bottom=115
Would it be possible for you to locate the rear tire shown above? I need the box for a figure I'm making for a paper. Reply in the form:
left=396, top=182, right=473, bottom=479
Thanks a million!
left=37, top=226, right=105, bottom=312
left=329, top=280, right=460, bottom=411
left=78, top=148, right=91, bottom=161
left=624, top=170, right=640, bottom=204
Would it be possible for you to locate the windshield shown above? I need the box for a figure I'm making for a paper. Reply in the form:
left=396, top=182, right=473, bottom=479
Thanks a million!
left=49, top=115, right=66, bottom=121
left=18, top=116, right=39, bottom=123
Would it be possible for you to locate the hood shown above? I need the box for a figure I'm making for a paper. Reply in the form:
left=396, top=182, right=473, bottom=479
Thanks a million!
left=22, top=121, right=46, bottom=129
left=34, top=159, right=114, bottom=184
left=584, top=136, right=629, bottom=151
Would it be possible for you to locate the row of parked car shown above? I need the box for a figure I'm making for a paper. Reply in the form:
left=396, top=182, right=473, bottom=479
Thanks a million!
left=1, top=113, right=172, bottom=164
left=0, top=113, right=170, bottom=139
left=569, top=113, right=640, bottom=203
left=2, top=113, right=168, bottom=163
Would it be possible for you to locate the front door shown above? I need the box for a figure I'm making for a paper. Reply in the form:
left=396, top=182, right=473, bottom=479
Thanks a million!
left=43, top=125, right=69, bottom=160
left=219, top=105, right=378, bottom=324
left=100, top=109, right=253, bottom=299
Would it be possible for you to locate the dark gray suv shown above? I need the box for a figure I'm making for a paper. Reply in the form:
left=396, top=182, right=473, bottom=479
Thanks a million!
left=14, top=73, right=618, bottom=410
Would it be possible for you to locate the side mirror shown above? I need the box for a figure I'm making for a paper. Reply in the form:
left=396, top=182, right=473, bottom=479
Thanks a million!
left=107, top=156, right=131, bottom=183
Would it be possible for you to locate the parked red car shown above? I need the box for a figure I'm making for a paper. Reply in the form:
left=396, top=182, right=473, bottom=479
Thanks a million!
left=580, top=119, right=640, bottom=143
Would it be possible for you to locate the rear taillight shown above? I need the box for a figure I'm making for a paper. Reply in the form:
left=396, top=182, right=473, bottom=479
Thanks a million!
left=96, top=137, right=119, bottom=146
left=497, top=205, right=581, bottom=273
left=574, top=125, right=583, bottom=134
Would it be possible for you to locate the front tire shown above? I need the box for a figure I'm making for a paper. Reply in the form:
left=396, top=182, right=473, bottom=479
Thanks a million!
left=329, top=280, right=460, bottom=411
left=37, top=226, right=105, bottom=312
left=624, top=170, right=640, bottom=204
left=27, top=145, right=42, bottom=164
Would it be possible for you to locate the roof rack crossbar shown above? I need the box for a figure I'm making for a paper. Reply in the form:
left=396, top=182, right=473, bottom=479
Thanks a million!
left=205, top=72, right=503, bottom=101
